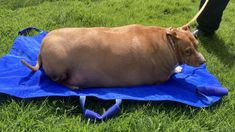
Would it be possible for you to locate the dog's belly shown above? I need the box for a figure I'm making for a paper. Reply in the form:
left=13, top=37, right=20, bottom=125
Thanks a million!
left=64, top=54, right=173, bottom=88
left=65, top=63, right=169, bottom=88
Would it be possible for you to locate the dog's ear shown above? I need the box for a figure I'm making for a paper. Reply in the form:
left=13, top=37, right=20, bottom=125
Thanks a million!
left=181, top=25, right=190, bottom=31
left=166, top=28, right=179, bottom=39
left=166, top=28, right=179, bottom=46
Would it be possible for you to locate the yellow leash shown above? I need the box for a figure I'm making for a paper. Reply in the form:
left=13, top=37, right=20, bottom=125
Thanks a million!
left=180, top=0, right=209, bottom=29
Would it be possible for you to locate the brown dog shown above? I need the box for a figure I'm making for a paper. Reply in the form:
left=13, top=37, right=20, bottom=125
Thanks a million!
left=21, top=24, right=205, bottom=88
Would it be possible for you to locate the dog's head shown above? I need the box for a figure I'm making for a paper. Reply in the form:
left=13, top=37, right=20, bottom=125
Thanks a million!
left=166, top=27, right=205, bottom=66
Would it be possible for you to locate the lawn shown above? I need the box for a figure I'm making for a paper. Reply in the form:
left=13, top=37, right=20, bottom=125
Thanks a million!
left=0, top=0, right=234, bottom=131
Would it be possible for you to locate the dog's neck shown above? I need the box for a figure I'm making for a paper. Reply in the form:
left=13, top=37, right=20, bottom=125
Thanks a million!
left=166, top=35, right=181, bottom=66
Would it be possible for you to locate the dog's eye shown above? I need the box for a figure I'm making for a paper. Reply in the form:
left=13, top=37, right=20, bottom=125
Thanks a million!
left=185, top=48, right=193, bottom=56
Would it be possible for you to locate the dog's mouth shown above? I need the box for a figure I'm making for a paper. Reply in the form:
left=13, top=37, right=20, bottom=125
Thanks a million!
left=198, top=60, right=206, bottom=66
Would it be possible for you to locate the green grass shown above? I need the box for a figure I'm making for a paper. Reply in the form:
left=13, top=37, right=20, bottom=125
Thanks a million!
left=0, top=0, right=234, bottom=131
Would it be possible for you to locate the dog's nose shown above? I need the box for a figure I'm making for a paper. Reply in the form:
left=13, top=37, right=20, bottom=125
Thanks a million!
left=197, top=52, right=206, bottom=65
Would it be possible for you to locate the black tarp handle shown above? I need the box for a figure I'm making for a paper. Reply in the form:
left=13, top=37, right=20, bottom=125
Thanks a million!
left=18, top=27, right=43, bottom=36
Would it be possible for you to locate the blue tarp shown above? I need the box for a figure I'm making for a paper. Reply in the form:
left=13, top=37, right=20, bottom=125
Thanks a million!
left=0, top=27, right=228, bottom=120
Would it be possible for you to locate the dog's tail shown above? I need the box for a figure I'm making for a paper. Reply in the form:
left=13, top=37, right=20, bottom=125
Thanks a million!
left=21, top=54, right=42, bottom=72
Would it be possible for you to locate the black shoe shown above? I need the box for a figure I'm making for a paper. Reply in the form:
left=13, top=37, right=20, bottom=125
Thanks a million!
left=192, top=29, right=214, bottom=38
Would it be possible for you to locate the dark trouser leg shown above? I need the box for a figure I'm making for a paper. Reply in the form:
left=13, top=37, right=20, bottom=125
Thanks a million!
left=197, top=0, right=230, bottom=34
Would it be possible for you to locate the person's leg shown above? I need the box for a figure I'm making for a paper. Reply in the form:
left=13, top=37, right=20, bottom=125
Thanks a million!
left=195, top=0, right=230, bottom=35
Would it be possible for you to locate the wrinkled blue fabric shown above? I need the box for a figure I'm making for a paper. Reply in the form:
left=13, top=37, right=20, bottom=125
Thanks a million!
left=0, top=30, right=228, bottom=108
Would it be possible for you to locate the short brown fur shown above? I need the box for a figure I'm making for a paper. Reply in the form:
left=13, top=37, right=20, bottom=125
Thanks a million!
left=21, top=24, right=205, bottom=88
